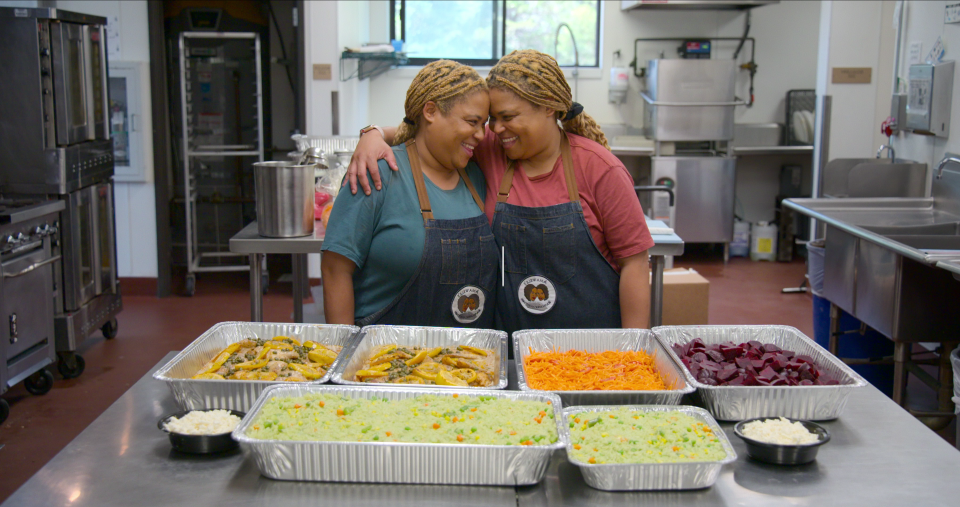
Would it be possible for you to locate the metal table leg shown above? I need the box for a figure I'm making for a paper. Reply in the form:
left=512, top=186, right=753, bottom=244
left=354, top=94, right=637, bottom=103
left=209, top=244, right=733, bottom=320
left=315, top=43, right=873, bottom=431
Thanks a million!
left=828, top=303, right=840, bottom=355
left=938, top=341, right=958, bottom=414
left=249, top=253, right=263, bottom=322
left=893, top=341, right=910, bottom=406
left=650, top=255, right=665, bottom=327
left=292, top=253, right=305, bottom=323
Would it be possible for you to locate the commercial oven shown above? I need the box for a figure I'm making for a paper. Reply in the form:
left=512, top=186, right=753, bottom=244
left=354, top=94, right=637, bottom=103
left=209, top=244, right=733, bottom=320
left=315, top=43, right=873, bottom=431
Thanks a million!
left=0, top=7, right=114, bottom=195
left=0, top=7, right=122, bottom=377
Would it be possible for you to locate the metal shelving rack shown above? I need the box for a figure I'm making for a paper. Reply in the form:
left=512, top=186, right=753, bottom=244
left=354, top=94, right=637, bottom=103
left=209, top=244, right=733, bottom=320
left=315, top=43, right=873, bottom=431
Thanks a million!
left=178, top=32, right=264, bottom=296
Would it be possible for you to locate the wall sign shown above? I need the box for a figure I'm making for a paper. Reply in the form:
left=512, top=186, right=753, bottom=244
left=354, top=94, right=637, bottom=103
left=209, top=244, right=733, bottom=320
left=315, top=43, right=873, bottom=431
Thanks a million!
left=831, top=67, right=872, bottom=84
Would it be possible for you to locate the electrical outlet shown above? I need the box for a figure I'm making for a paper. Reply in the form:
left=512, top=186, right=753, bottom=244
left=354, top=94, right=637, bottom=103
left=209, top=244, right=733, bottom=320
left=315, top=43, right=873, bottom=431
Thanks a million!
left=946, top=3, right=960, bottom=24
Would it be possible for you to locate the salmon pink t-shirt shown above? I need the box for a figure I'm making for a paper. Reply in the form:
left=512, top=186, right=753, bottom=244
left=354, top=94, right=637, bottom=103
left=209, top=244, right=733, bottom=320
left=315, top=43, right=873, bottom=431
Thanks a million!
left=473, top=128, right=654, bottom=271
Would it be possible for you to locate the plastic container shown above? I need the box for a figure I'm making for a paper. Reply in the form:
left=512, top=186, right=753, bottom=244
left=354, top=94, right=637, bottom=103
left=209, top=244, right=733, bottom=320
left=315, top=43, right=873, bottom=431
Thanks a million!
left=730, top=220, right=750, bottom=257
left=158, top=409, right=245, bottom=454
left=733, top=417, right=830, bottom=465
left=750, top=221, right=778, bottom=261
left=812, top=294, right=894, bottom=396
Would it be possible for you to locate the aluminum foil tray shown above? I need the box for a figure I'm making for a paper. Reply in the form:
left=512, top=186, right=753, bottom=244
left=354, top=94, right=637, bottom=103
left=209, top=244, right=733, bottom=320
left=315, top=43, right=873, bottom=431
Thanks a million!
left=653, top=325, right=867, bottom=421
left=153, top=322, right=360, bottom=411
left=559, top=405, right=736, bottom=491
left=233, top=384, right=565, bottom=485
left=514, top=329, right=694, bottom=406
left=330, top=325, right=508, bottom=389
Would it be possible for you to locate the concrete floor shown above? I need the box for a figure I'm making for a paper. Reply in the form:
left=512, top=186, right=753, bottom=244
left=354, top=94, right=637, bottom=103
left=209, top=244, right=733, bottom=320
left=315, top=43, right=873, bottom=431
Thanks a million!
left=0, top=251, right=955, bottom=502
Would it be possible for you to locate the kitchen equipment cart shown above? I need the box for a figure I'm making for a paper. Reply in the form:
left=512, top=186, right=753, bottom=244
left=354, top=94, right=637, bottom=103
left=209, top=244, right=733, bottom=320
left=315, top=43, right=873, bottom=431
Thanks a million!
left=5, top=353, right=959, bottom=506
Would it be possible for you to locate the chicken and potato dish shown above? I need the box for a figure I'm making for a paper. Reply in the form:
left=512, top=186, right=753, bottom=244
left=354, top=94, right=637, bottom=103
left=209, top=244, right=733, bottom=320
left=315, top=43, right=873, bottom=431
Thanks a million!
left=352, top=344, right=497, bottom=387
left=192, top=336, right=342, bottom=382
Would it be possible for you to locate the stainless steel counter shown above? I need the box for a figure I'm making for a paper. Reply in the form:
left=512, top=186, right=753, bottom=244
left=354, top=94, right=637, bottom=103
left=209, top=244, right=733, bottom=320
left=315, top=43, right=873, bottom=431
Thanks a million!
left=5, top=353, right=960, bottom=506
left=610, top=144, right=814, bottom=157
left=228, top=219, right=683, bottom=327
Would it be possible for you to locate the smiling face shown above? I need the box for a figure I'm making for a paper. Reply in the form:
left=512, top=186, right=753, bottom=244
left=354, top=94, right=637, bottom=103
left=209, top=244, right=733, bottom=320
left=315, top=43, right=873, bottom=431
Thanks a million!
left=487, top=87, right=560, bottom=161
left=421, top=89, right=490, bottom=171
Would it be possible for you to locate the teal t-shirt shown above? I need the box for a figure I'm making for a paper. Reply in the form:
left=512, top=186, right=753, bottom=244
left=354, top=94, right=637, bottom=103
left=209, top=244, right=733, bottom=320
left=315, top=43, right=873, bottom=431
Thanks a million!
left=321, top=143, right=487, bottom=320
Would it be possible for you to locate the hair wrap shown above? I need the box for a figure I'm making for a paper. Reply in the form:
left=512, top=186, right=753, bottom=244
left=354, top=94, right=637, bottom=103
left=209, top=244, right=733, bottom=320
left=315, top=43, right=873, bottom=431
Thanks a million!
left=394, top=60, right=487, bottom=145
left=487, top=50, right=609, bottom=150
left=563, top=103, right=583, bottom=121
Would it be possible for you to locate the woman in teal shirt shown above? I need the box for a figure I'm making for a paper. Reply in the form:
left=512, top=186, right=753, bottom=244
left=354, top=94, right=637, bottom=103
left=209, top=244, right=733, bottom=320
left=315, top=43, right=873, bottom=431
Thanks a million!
left=321, top=61, right=497, bottom=327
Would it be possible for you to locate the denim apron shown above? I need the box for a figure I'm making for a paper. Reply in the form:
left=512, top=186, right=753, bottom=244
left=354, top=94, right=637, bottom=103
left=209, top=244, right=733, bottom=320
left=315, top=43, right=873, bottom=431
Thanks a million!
left=356, top=140, right=497, bottom=328
left=492, top=133, right=621, bottom=335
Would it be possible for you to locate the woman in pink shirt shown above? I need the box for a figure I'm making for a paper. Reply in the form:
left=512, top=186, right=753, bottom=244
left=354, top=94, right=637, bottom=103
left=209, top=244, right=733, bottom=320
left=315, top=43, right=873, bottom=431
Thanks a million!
left=347, top=50, right=653, bottom=332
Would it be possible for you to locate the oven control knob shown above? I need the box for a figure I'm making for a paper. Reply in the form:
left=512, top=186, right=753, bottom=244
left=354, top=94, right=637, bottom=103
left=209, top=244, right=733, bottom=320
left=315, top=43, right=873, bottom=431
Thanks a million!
left=14, top=233, right=25, bottom=244
left=40, top=48, right=50, bottom=57
left=3, top=236, right=14, bottom=247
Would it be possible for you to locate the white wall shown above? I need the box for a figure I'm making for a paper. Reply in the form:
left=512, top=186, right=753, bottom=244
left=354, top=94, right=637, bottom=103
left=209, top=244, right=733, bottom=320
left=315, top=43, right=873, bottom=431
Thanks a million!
left=359, top=0, right=820, bottom=129
left=44, top=0, right=159, bottom=278
left=887, top=1, right=960, bottom=177
left=816, top=1, right=896, bottom=164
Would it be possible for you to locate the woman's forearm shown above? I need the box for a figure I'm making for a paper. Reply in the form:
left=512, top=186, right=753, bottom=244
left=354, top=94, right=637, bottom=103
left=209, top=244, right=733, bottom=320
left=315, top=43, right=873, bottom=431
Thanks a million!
left=380, top=125, right=397, bottom=144
left=321, top=252, right=357, bottom=325
left=618, top=252, right=651, bottom=329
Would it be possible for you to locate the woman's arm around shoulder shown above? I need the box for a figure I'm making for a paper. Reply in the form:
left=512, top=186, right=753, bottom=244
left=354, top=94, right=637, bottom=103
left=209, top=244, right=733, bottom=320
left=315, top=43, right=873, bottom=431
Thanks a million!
left=345, top=126, right=399, bottom=195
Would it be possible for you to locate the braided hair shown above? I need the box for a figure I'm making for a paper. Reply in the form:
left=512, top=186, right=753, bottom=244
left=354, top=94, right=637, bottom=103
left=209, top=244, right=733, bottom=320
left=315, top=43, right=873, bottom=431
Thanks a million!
left=486, top=49, right=609, bottom=150
left=394, top=60, right=487, bottom=146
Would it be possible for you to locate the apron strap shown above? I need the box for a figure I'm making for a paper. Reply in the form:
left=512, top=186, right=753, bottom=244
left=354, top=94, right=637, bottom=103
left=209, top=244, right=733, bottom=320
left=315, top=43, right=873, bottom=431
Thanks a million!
left=405, top=140, right=434, bottom=221
left=407, top=139, right=484, bottom=218
left=497, top=131, right=579, bottom=203
left=456, top=166, right=486, bottom=212
left=497, top=160, right=515, bottom=203
left=559, top=132, right=579, bottom=203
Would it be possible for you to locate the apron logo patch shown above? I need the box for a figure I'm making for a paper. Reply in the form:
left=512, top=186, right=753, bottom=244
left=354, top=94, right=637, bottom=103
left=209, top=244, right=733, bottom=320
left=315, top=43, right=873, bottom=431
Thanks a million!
left=452, top=286, right=485, bottom=324
left=518, top=276, right=556, bottom=314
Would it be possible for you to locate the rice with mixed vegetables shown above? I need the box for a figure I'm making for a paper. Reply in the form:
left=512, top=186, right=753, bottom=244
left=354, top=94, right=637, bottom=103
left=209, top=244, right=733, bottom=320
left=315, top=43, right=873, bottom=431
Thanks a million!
left=246, top=393, right=557, bottom=446
left=567, top=408, right=726, bottom=464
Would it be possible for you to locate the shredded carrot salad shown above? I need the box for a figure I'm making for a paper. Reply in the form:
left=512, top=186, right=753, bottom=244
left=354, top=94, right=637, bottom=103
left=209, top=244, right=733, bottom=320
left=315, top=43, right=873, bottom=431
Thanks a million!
left=523, top=349, right=668, bottom=391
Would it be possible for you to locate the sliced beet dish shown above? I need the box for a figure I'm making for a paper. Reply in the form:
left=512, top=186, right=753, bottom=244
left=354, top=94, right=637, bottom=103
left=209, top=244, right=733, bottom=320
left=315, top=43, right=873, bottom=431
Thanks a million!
left=673, top=339, right=840, bottom=387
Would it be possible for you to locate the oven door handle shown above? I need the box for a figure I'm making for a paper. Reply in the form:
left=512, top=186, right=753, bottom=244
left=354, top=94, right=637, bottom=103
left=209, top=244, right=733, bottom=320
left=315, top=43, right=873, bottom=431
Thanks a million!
left=1, top=255, right=61, bottom=279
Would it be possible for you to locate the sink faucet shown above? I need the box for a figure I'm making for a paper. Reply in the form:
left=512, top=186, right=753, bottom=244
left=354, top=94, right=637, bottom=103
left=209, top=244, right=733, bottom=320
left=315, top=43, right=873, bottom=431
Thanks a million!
left=934, top=154, right=960, bottom=179
left=554, top=23, right=579, bottom=102
left=877, top=144, right=895, bottom=161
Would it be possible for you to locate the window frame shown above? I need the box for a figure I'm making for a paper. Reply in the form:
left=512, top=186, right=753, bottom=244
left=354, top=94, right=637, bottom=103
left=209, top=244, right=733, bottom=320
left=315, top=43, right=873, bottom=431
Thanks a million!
left=389, top=0, right=601, bottom=68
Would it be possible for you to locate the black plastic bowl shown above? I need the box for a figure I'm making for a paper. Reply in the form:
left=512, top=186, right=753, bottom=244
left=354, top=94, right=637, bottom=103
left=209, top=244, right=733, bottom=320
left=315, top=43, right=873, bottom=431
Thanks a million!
left=158, top=409, right=246, bottom=454
left=733, top=417, right=830, bottom=465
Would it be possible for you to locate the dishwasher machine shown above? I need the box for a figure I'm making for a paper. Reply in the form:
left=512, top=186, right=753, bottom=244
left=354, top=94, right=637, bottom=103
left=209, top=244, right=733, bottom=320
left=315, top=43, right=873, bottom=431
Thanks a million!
left=642, top=57, right=741, bottom=258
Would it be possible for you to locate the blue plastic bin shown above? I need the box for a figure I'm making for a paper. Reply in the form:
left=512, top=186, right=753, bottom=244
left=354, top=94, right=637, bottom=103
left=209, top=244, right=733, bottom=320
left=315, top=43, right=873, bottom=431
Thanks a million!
left=812, top=294, right=894, bottom=396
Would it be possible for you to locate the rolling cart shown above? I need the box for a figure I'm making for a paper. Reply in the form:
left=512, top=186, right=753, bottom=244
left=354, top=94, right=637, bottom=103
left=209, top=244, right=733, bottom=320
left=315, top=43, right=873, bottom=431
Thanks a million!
left=176, top=32, right=265, bottom=296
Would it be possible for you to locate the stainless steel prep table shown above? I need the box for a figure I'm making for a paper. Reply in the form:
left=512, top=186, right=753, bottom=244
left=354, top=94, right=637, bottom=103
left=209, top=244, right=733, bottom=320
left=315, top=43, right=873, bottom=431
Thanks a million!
left=229, top=219, right=683, bottom=327
left=4, top=354, right=960, bottom=506
left=229, top=220, right=326, bottom=323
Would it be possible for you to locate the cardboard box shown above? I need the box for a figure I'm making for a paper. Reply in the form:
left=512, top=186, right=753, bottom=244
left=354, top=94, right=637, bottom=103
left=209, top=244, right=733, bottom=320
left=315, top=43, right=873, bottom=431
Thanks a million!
left=657, top=268, right=709, bottom=326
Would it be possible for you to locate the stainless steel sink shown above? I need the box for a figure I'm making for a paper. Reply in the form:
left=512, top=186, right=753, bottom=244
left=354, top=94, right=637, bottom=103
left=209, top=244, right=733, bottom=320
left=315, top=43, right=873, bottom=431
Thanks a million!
left=782, top=164, right=960, bottom=346
left=787, top=198, right=960, bottom=229
left=822, top=158, right=928, bottom=198
left=861, top=222, right=960, bottom=235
